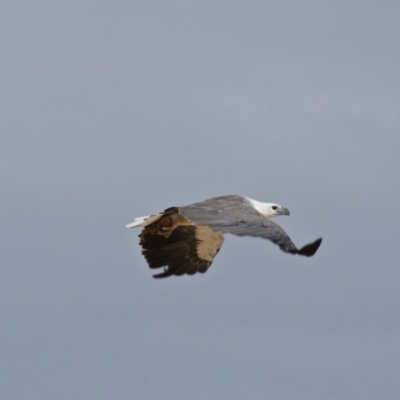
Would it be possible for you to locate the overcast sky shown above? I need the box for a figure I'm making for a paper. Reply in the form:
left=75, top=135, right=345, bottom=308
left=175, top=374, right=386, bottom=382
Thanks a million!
left=1, top=1, right=400, bottom=399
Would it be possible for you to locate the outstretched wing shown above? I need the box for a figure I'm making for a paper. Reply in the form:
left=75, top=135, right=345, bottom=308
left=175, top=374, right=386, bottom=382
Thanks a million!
left=179, top=204, right=322, bottom=257
left=139, top=210, right=224, bottom=278
left=218, top=219, right=322, bottom=256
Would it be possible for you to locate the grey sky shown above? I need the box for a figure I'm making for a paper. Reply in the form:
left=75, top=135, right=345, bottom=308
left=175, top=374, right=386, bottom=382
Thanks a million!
left=1, top=1, right=399, bottom=399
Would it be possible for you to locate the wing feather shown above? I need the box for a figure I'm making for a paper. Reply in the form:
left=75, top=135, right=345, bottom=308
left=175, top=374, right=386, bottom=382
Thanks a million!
left=139, top=218, right=224, bottom=278
left=179, top=205, right=322, bottom=257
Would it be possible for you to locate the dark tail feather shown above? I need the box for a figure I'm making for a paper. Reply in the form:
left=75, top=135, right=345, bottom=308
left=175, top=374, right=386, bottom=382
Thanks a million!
left=296, top=238, right=323, bottom=257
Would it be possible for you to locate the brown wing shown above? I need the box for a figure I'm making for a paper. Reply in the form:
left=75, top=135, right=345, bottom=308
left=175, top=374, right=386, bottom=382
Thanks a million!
left=139, top=210, right=224, bottom=278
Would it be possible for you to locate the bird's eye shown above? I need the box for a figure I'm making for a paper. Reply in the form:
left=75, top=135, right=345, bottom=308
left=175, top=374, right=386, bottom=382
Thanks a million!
left=272, top=206, right=278, bottom=210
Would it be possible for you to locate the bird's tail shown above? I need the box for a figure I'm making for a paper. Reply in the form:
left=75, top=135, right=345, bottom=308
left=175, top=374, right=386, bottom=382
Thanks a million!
left=125, top=214, right=162, bottom=229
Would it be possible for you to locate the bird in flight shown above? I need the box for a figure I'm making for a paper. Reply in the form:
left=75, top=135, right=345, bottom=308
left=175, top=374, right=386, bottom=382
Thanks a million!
left=126, top=195, right=322, bottom=278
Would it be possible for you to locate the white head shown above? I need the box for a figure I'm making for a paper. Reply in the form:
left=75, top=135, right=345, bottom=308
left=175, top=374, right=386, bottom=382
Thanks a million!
left=247, top=198, right=290, bottom=219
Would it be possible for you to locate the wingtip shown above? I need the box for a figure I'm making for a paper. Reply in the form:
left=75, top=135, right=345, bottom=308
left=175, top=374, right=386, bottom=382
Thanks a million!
left=297, top=237, right=323, bottom=257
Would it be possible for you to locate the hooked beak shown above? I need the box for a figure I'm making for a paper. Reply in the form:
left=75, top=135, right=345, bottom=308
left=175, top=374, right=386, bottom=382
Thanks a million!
left=279, top=207, right=290, bottom=216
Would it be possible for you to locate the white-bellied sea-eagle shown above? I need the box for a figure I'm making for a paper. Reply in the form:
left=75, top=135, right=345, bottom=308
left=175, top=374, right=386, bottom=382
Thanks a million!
left=126, top=195, right=322, bottom=278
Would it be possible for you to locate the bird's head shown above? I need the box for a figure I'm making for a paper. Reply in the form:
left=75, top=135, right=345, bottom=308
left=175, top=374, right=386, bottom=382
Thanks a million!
left=265, top=203, right=290, bottom=218
left=247, top=197, right=290, bottom=218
